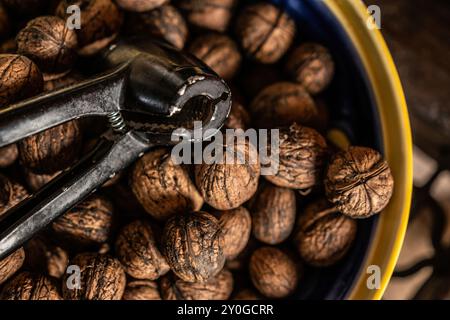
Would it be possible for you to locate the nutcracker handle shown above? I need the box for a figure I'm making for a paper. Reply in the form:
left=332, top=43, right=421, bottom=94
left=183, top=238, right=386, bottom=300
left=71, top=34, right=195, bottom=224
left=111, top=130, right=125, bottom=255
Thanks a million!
left=0, top=131, right=151, bottom=260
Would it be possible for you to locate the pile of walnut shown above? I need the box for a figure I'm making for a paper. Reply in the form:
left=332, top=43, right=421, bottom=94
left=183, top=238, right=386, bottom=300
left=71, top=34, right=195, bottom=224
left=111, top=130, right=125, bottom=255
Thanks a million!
left=0, top=0, right=394, bottom=300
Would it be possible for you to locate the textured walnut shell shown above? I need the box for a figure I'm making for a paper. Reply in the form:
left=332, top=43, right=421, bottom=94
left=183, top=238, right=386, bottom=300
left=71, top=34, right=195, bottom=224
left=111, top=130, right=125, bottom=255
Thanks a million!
left=177, top=0, right=236, bottom=32
left=115, top=220, right=170, bottom=280
left=18, top=120, right=82, bottom=174
left=195, top=139, right=260, bottom=210
left=0, top=248, right=25, bottom=285
left=249, top=246, right=298, bottom=298
left=216, top=207, right=251, bottom=259
left=0, top=54, right=43, bottom=108
left=285, top=43, right=335, bottom=95
left=250, top=82, right=318, bottom=128
left=52, top=195, right=114, bottom=245
left=160, top=269, right=233, bottom=300
left=0, top=143, right=18, bottom=167
left=17, top=16, right=78, bottom=75
left=131, top=148, right=203, bottom=221
left=62, top=253, right=126, bottom=300
left=125, top=4, right=187, bottom=49
left=265, top=123, right=328, bottom=190
left=162, top=211, right=225, bottom=283
left=1, top=272, right=61, bottom=300
left=324, top=146, right=394, bottom=218
left=294, top=199, right=357, bottom=267
left=225, top=98, right=250, bottom=130
left=122, top=280, right=161, bottom=300
left=251, top=183, right=296, bottom=245
left=23, top=169, right=60, bottom=192
left=189, top=33, right=241, bottom=80
left=0, top=173, right=28, bottom=216
left=235, top=3, right=295, bottom=64
left=116, top=0, right=168, bottom=12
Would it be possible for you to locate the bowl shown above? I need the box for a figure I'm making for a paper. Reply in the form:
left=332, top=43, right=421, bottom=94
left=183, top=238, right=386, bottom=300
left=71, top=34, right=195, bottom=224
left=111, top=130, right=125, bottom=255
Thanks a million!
left=270, top=0, right=413, bottom=299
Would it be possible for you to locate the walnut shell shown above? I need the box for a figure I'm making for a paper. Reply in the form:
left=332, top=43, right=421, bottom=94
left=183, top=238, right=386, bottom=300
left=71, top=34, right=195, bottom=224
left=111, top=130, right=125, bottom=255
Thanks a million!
left=62, top=253, right=126, bottom=300
left=294, top=199, right=357, bottom=267
left=265, top=123, right=328, bottom=190
left=0, top=143, right=18, bottom=167
left=23, top=169, right=60, bottom=192
left=17, top=16, right=78, bottom=76
left=195, top=138, right=260, bottom=210
left=1, top=272, right=62, bottom=300
left=131, top=147, right=203, bottom=221
left=216, top=206, right=251, bottom=259
left=249, top=246, right=298, bottom=298
left=235, top=3, right=295, bottom=64
left=18, top=120, right=82, bottom=174
left=122, top=280, right=161, bottom=300
left=189, top=33, right=241, bottom=80
left=162, top=211, right=225, bottom=283
left=160, top=269, right=233, bottom=300
left=116, top=0, right=168, bottom=12
left=0, top=173, right=28, bottom=216
left=324, top=146, right=394, bottom=218
left=115, top=220, right=170, bottom=280
left=52, top=195, right=114, bottom=245
left=249, top=82, right=317, bottom=128
left=285, top=43, right=335, bottom=95
left=251, top=183, right=296, bottom=245
left=0, top=248, right=25, bottom=285
left=0, top=54, right=43, bottom=108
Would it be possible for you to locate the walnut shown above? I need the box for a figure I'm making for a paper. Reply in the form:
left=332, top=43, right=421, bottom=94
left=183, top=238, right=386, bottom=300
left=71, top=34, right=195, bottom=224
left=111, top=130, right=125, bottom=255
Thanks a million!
left=249, top=246, right=298, bottom=298
left=0, top=143, right=18, bottom=167
left=115, top=220, right=170, bottom=280
left=162, top=211, right=225, bottom=283
left=0, top=272, right=62, bottom=300
left=62, top=253, right=126, bottom=300
left=215, top=206, right=251, bottom=259
left=160, top=269, right=233, bottom=300
left=251, top=183, right=296, bottom=245
left=324, top=146, right=394, bottom=218
left=122, top=280, right=161, bottom=300
left=265, top=123, right=328, bottom=190
left=249, top=82, right=318, bottom=128
left=52, top=195, right=114, bottom=246
left=0, top=173, right=28, bottom=216
left=130, top=147, right=203, bottom=221
left=0, top=248, right=25, bottom=285
left=116, top=0, right=168, bottom=12
left=23, top=169, right=60, bottom=192
left=294, top=198, right=357, bottom=267
left=195, top=138, right=260, bottom=210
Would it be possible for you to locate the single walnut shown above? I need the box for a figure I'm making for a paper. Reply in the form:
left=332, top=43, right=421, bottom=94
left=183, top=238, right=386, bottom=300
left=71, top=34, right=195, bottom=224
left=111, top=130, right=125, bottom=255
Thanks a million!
left=17, top=16, right=78, bottom=77
left=161, top=269, right=233, bottom=300
left=251, top=183, right=296, bottom=245
left=189, top=33, right=241, bottom=80
left=250, top=82, right=317, bottom=129
left=294, top=199, right=357, bottom=267
left=163, top=211, right=225, bottom=282
left=0, top=54, right=43, bottom=108
left=56, top=0, right=123, bottom=55
left=131, top=148, right=203, bottom=221
left=122, top=280, right=161, bottom=300
left=177, top=0, right=236, bottom=32
left=18, top=120, right=82, bottom=174
left=249, top=246, right=298, bottom=298
left=216, top=206, right=251, bottom=259
left=195, top=138, right=260, bottom=210
left=115, top=220, right=170, bottom=280
left=0, top=143, right=18, bottom=167
left=233, top=288, right=261, bottom=300
left=0, top=248, right=25, bottom=285
left=0, top=272, right=61, bottom=300
left=324, top=146, right=394, bottom=218
left=235, top=3, right=295, bottom=64
left=62, top=253, right=126, bottom=300
left=125, top=4, right=187, bottom=49
left=52, top=195, right=114, bottom=246
left=116, top=0, right=168, bottom=12
left=265, top=123, right=328, bottom=190
left=225, top=96, right=250, bottom=130
left=0, top=173, right=28, bottom=216
left=0, top=4, right=10, bottom=39
left=285, top=43, right=335, bottom=95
